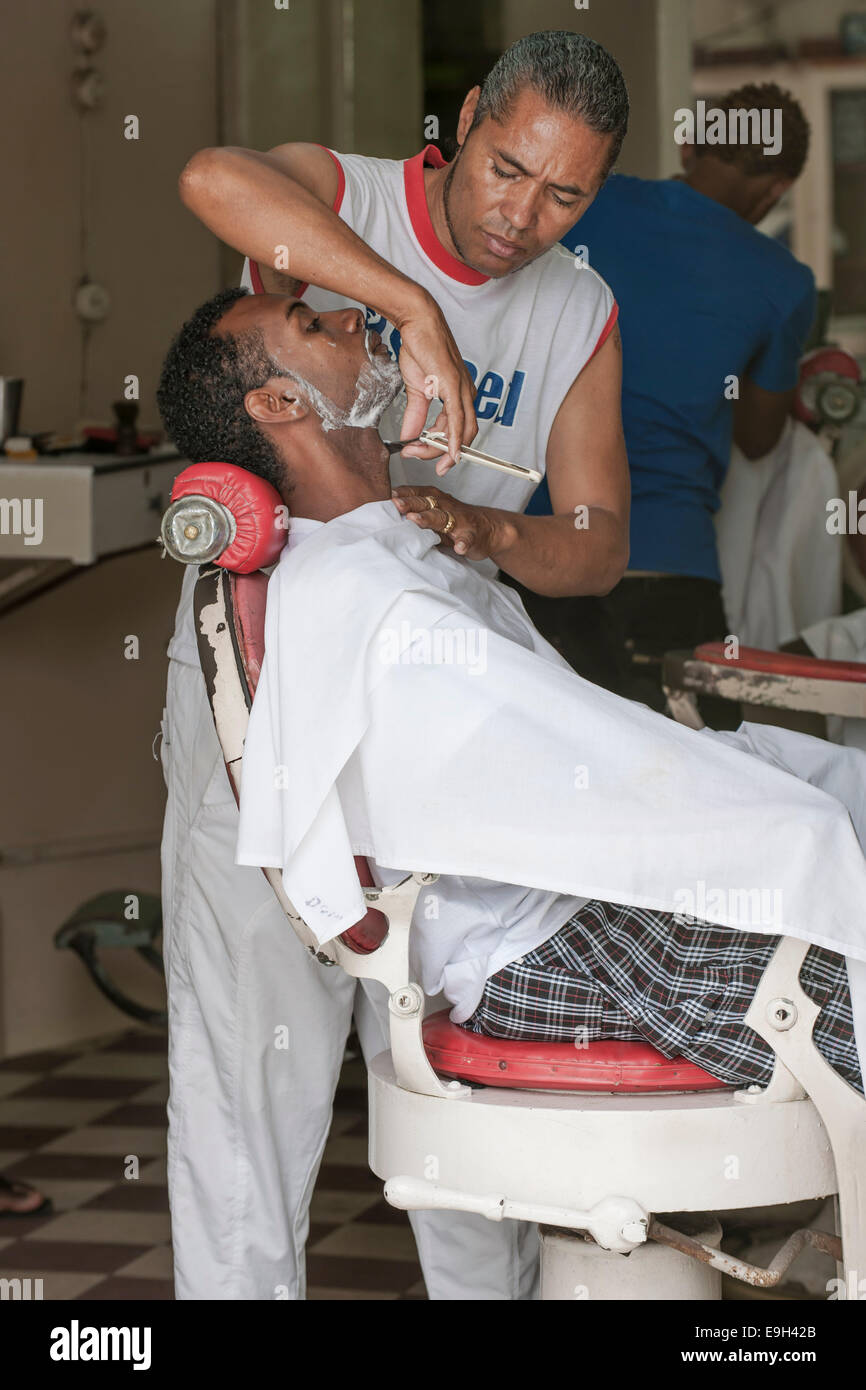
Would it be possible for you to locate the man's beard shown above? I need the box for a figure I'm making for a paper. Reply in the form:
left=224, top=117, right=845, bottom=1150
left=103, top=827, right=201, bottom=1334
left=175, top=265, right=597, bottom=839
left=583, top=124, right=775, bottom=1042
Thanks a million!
left=273, top=331, right=402, bottom=434
left=344, top=331, right=404, bottom=429
left=442, top=151, right=471, bottom=266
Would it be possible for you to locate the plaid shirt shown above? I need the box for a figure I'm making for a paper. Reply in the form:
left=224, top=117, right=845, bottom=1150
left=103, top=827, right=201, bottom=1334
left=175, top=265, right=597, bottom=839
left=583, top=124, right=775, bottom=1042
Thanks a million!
left=464, top=899, right=863, bottom=1094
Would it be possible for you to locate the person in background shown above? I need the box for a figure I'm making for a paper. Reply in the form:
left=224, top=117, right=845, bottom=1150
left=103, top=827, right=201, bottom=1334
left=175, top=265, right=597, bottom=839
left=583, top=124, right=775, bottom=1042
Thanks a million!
left=0, top=1174, right=50, bottom=1218
left=509, top=83, right=816, bottom=725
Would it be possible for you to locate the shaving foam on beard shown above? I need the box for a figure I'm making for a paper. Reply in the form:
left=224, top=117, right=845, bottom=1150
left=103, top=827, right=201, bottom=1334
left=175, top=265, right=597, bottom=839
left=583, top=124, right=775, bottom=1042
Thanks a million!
left=280, top=331, right=402, bottom=433
left=344, top=331, right=403, bottom=428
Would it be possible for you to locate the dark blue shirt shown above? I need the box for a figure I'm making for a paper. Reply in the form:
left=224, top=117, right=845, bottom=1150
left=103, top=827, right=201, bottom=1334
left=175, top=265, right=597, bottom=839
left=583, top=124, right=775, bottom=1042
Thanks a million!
left=530, top=175, right=816, bottom=581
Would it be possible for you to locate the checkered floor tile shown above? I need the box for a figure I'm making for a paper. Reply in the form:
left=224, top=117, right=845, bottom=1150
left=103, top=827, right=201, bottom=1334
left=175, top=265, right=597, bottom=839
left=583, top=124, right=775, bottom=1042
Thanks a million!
left=0, top=1028, right=426, bottom=1300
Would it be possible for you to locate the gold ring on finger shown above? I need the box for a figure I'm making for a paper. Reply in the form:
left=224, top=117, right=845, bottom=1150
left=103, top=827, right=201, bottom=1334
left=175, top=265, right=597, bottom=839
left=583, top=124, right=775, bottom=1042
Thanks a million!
left=441, top=511, right=456, bottom=535
left=423, top=494, right=438, bottom=511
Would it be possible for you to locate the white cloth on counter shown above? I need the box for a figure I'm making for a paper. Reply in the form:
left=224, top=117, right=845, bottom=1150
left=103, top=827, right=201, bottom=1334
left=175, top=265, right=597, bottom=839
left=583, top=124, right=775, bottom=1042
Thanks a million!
left=716, top=418, right=842, bottom=648
left=236, top=499, right=866, bottom=1070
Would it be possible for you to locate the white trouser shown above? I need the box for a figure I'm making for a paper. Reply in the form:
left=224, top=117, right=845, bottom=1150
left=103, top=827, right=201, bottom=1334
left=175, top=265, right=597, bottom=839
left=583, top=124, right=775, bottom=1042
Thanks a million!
left=160, top=656, right=539, bottom=1299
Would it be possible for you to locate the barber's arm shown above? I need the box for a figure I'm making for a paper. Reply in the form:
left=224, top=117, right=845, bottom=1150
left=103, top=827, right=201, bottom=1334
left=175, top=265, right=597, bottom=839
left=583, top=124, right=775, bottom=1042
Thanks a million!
left=732, top=271, right=815, bottom=461
left=178, top=142, right=477, bottom=462
left=392, top=325, right=631, bottom=598
left=732, top=377, right=796, bottom=460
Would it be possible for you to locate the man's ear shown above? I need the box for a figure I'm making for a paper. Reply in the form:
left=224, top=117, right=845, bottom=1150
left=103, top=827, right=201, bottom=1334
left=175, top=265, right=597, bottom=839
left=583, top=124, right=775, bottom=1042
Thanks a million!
left=748, top=175, right=792, bottom=226
left=244, top=381, right=308, bottom=426
left=767, top=175, right=793, bottom=206
left=680, top=142, right=696, bottom=174
left=455, top=86, right=481, bottom=148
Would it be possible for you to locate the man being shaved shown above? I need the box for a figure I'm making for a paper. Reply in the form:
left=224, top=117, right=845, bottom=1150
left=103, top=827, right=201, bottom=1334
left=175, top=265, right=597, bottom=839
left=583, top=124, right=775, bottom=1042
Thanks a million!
left=157, top=287, right=862, bottom=1100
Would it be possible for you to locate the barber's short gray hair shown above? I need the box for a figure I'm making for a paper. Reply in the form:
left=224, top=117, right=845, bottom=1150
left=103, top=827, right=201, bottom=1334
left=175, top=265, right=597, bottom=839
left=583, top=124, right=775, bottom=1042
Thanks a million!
left=469, top=30, right=629, bottom=178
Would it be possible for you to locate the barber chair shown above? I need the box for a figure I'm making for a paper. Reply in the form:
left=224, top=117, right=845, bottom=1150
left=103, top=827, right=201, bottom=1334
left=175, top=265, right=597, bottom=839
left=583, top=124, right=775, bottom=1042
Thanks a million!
left=161, top=462, right=866, bottom=1301
left=794, top=345, right=863, bottom=437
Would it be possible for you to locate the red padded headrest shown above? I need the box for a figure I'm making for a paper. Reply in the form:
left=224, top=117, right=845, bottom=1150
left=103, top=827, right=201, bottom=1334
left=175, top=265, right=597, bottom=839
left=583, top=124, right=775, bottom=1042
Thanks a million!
left=794, top=346, right=861, bottom=425
left=171, top=462, right=288, bottom=573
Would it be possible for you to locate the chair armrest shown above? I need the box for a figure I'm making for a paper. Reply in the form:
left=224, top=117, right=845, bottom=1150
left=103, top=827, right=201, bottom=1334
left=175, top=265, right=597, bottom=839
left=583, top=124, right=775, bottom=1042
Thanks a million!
left=330, top=873, right=472, bottom=1100
left=741, top=935, right=866, bottom=1283
left=663, top=644, right=866, bottom=720
left=693, top=642, right=866, bottom=684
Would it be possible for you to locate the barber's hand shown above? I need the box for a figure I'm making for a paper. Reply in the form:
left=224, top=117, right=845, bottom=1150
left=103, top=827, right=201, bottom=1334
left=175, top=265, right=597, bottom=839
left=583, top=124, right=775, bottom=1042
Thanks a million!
left=392, top=486, right=503, bottom=560
left=392, top=292, right=477, bottom=472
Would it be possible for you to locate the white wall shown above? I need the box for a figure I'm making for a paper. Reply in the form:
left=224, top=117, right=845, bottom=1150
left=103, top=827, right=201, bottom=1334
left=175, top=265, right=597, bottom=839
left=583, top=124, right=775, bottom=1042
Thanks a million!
left=0, top=0, right=426, bottom=1058
left=0, top=0, right=223, bottom=441
left=500, top=0, right=694, bottom=178
left=0, top=0, right=225, bottom=1056
left=693, top=0, right=857, bottom=50
left=0, top=545, right=180, bottom=1056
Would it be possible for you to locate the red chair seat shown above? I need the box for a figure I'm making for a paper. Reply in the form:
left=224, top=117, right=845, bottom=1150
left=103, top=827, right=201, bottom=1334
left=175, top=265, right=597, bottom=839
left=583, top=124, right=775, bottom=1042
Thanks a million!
left=422, top=1009, right=729, bottom=1093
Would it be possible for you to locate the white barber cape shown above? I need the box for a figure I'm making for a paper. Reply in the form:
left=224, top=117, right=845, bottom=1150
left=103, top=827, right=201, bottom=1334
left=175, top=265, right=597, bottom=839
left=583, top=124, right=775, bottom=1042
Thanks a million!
left=236, top=500, right=866, bottom=1075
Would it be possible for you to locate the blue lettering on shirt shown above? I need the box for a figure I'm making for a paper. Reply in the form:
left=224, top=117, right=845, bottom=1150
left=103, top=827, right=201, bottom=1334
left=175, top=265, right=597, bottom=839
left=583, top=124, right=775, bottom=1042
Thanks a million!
left=363, top=308, right=527, bottom=429
left=365, top=309, right=388, bottom=335
left=475, top=371, right=504, bottom=420
left=497, top=371, right=525, bottom=427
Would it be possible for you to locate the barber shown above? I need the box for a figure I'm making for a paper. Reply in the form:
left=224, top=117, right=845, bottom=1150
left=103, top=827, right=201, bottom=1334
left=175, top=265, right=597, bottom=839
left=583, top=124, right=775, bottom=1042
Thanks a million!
left=162, top=29, right=629, bottom=1301
left=512, top=81, right=816, bottom=725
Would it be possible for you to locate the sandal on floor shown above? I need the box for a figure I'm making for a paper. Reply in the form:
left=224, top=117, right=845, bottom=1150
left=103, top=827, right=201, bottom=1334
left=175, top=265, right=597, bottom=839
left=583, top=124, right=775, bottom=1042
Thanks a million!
left=0, top=1174, right=53, bottom=1217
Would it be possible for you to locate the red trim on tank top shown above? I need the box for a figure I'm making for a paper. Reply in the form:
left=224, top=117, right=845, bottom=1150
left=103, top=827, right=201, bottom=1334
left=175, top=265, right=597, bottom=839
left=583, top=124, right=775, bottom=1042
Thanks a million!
left=317, top=145, right=346, bottom=215
left=403, top=145, right=489, bottom=286
left=589, top=301, right=619, bottom=360
left=249, top=145, right=345, bottom=298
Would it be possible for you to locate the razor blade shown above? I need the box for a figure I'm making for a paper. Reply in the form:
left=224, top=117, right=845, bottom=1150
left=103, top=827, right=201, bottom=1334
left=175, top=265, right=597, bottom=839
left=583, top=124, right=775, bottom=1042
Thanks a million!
left=418, top=429, right=542, bottom=484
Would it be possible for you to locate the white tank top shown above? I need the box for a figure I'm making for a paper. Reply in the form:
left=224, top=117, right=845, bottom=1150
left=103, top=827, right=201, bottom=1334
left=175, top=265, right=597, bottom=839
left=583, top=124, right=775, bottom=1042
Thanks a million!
left=169, top=144, right=616, bottom=662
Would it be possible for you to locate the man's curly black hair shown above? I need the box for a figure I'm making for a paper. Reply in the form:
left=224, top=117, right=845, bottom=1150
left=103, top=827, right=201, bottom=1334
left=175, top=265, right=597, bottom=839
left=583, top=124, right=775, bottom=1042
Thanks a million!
left=694, top=83, right=810, bottom=181
left=157, top=286, right=295, bottom=492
